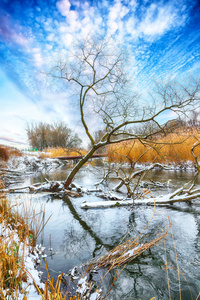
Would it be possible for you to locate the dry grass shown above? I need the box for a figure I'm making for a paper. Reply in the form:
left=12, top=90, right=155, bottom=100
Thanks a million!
left=40, top=147, right=87, bottom=159
left=108, top=129, right=199, bottom=165
left=91, top=224, right=170, bottom=270
left=8, top=147, right=23, bottom=158
left=31, top=259, right=66, bottom=300
left=0, top=181, right=85, bottom=299
left=0, top=145, right=23, bottom=163
left=88, top=206, right=169, bottom=271
left=0, top=184, right=34, bottom=298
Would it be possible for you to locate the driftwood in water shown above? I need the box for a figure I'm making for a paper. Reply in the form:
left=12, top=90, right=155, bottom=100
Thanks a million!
left=3, top=180, right=82, bottom=198
left=81, top=181, right=200, bottom=209
left=96, top=162, right=170, bottom=198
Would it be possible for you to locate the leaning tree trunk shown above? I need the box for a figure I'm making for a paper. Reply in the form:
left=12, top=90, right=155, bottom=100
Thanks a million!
left=64, top=146, right=98, bottom=189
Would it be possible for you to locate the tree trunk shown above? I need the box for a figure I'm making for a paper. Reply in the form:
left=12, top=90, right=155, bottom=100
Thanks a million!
left=64, top=146, right=98, bottom=189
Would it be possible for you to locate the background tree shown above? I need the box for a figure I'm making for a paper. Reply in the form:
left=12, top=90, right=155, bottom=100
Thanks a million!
left=26, top=121, right=82, bottom=151
left=48, top=36, right=200, bottom=189
left=188, top=110, right=200, bottom=127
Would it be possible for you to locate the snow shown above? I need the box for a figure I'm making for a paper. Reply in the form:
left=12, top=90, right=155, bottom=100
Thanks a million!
left=1, top=214, right=102, bottom=299
left=77, top=275, right=88, bottom=295
left=81, top=197, right=154, bottom=208
left=20, top=253, right=45, bottom=300
left=90, top=292, right=102, bottom=300
left=81, top=189, right=200, bottom=208
left=122, top=246, right=140, bottom=257
left=81, top=199, right=134, bottom=208
left=77, top=276, right=102, bottom=299
left=70, top=266, right=78, bottom=277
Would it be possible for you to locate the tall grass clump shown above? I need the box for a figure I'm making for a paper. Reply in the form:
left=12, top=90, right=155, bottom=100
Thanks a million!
left=0, top=184, right=35, bottom=298
left=108, top=129, right=199, bottom=165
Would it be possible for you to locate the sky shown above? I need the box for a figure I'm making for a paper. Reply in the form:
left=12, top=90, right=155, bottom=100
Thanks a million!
left=0, top=0, right=200, bottom=148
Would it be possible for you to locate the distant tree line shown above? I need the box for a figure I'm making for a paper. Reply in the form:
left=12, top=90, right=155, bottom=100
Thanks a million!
left=26, top=122, right=82, bottom=151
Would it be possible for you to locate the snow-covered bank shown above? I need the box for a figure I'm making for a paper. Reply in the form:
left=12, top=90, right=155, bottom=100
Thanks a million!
left=0, top=154, right=65, bottom=188
left=0, top=221, right=45, bottom=299
left=0, top=219, right=103, bottom=300
left=6, top=154, right=65, bottom=173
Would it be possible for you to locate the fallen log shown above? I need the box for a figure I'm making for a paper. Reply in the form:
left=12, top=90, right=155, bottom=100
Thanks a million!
left=81, top=190, right=200, bottom=209
left=54, top=153, right=107, bottom=160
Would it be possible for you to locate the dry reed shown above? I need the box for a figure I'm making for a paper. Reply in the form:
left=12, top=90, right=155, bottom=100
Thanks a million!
left=92, top=226, right=170, bottom=270
left=41, top=147, right=87, bottom=159
left=0, top=188, right=31, bottom=298
left=108, top=129, right=199, bottom=165
left=88, top=204, right=171, bottom=271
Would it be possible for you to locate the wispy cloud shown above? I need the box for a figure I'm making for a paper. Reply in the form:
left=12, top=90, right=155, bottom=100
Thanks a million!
left=0, top=15, right=30, bottom=47
left=0, top=136, right=27, bottom=145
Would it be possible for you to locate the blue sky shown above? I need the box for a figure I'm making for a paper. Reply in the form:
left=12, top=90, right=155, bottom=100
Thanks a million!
left=0, top=0, right=200, bottom=148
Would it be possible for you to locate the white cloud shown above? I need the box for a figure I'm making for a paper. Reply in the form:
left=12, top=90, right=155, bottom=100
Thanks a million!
left=62, top=33, right=73, bottom=47
left=139, top=4, right=175, bottom=36
left=136, top=2, right=187, bottom=39
left=54, top=0, right=187, bottom=46
left=31, top=47, right=44, bottom=66
left=67, top=10, right=79, bottom=25
left=13, top=32, right=30, bottom=47
left=56, top=0, right=79, bottom=24
left=46, top=44, right=53, bottom=50
left=125, top=16, right=136, bottom=35
left=59, top=24, right=68, bottom=33
left=47, top=33, right=55, bottom=41
left=56, top=0, right=71, bottom=17
left=107, top=0, right=129, bottom=35
left=0, top=0, right=196, bottom=149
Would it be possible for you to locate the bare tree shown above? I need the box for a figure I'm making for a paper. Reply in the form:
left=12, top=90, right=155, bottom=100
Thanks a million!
left=188, top=110, right=200, bottom=127
left=48, top=36, right=200, bottom=189
left=26, top=121, right=82, bottom=151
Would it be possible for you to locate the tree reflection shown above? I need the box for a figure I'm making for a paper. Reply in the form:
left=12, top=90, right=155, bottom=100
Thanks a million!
left=61, top=197, right=113, bottom=261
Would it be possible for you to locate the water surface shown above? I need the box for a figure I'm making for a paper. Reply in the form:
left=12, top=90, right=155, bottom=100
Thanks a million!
left=18, top=165, right=200, bottom=299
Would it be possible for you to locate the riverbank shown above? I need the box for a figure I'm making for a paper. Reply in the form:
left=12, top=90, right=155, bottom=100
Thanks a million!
left=0, top=185, right=45, bottom=299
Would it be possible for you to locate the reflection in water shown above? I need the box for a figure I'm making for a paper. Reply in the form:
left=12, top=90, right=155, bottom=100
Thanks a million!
left=29, top=166, right=200, bottom=299
left=62, top=197, right=113, bottom=255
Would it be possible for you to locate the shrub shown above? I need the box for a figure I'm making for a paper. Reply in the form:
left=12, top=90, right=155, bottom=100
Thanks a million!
left=0, top=146, right=9, bottom=161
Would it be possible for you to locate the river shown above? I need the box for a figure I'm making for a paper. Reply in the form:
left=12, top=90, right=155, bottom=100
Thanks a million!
left=14, top=164, right=200, bottom=299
